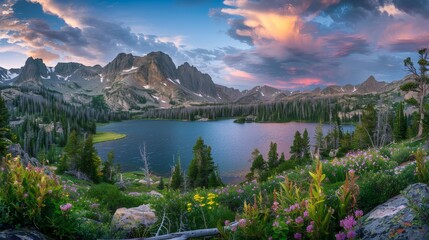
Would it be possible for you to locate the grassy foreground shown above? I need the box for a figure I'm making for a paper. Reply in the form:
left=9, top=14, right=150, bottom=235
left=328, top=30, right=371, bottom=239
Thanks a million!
left=93, top=132, right=126, bottom=143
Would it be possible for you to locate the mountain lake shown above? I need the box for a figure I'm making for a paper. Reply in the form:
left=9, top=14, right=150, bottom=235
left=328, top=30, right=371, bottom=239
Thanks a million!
left=95, top=119, right=354, bottom=183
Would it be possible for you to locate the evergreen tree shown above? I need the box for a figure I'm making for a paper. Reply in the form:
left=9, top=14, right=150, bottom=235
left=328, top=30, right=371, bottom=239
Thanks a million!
left=208, top=167, right=223, bottom=188
left=315, top=121, right=324, bottom=153
left=302, top=129, right=310, bottom=160
left=267, top=142, right=279, bottom=169
left=170, top=156, right=183, bottom=190
left=157, top=177, right=165, bottom=190
left=290, top=131, right=302, bottom=160
left=0, top=95, right=11, bottom=156
left=278, top=152, right=286, bottom=165
left=393, top=102, right=407, bottom=141
left=401, top=48, right=429, bottom=138
left=352, top=124, right=368, bottom=149
left=102, top=150, right=116, bottom=183
left=59, top=130, right=81, bottom=172
left=81, top=135, right=101, bottom=182
left=187, top=137, right=221, bottom=188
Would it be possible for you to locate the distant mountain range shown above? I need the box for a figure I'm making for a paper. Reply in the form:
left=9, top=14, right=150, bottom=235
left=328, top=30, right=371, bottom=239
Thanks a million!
left=0, top=51, right=410, bottom=111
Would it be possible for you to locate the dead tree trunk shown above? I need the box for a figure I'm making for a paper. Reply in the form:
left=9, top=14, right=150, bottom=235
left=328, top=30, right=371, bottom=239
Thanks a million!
left=140, top=143, right=151, bottom=188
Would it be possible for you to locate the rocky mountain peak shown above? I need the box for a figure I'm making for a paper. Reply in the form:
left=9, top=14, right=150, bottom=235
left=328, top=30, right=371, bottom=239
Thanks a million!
left=178, top=62, right=217, bottom=97
left=55, top=62, right=84, bottom=76
left=144, top=51, right=178, bottom=79
left=14, top=57, right=48, bottom=85
left=102, top=53, right=135, bottom=81
left=357, top=75, right=387, bottom=93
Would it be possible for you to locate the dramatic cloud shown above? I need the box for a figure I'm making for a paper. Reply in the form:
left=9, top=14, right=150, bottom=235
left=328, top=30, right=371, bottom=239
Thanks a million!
left=217, top=0, right=429, bottom=88
left=0, top=0, right=186, bottom=66
left=1, top=0, right=429, bottom=89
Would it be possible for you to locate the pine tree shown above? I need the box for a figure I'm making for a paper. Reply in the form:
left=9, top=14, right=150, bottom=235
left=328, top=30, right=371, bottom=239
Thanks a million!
left=267, top=142, right=279, bottom=169
left=290, top=131, right=302, bottom=160
left=59, top=130, right=82, bottom=172
left=278, top=152, right=286, bottom=165
left=187, top=137, right=221, bottom=188
left=81, top=135, right=101, bottom=182
left=170, top=156, right=183, bottom=190
left=157, top=177, right=165, bottom=190
left=302, top=129, right=310, bottom=160
left=393, top=102, right=407, bottom=141
left=102, top=150, right=115, bottom=183
left=315, top=121, right=324, bottom=152
left=0, top=95, right=11, bottom=156
left=401, top=48, right=429, bottom=138
left=362, top=104, right=377, bottom=145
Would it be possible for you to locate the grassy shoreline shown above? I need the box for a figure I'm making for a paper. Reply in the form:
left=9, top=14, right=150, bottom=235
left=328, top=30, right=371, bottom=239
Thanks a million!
left=93, top=132, right=126, bottom=143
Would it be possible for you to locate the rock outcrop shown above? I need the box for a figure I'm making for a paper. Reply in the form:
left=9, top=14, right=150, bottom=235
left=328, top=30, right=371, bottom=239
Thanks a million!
left=358, top=183, right=429, bottom=240
left=0, top=229, right=48, bottom=240
left=111, top=204, right=157, bottom=234
left=7, top=144, right=41, bottom=167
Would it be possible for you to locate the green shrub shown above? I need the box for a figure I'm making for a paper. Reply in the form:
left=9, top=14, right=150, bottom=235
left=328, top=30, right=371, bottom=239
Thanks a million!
left=415, top=149, right=429, bottom=184
left=0, top=156, right=107, bottom=239
left=0, top=156, right=65, bottom=225
left=358, top=165, right=417, bottom=213
left=323, top=162, right=347, bottom=183
left=86, top=183, right=149, bottom=212
left=390, top=147, right=412, bottom=165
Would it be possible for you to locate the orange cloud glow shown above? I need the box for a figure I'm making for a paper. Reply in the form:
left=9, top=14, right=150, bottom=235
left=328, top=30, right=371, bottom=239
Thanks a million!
left=226, top=67, right=255, bottom=80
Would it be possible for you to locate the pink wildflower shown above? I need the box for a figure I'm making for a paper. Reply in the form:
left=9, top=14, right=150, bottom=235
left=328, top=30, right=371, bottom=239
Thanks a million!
left=60, top=203, right=72, bottom=212
left=238, top=218, right=246, bottom=228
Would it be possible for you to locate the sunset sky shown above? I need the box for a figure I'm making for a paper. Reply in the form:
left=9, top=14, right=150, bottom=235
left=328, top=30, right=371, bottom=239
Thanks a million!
left=1, top=0, right=429, bottom=90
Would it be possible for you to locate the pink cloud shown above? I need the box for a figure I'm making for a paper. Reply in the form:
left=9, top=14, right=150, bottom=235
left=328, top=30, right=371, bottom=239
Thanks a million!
left=272, top=78, right=335, bottom=89
left=225, top=67, right=255, bottom=80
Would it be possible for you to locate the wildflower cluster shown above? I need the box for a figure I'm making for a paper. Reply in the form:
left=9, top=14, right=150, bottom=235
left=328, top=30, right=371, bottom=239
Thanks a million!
left=331, top=149, right=394, bottom=174
left=335, top=210, right=363, bottom=240
left=272, top=200, right=315, bottom=239
left=187, top=192, right=219, bottom=212
left=0, top=155, right=65, bottom=225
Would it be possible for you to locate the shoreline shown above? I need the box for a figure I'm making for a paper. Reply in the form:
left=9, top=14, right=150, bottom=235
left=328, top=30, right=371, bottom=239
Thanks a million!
left=93, top=132, right=127, bottom=144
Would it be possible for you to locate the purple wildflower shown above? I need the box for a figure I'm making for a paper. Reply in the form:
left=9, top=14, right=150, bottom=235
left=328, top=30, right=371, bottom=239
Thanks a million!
left=354, top=210, right=364, bottom=218
left=335, top=232, right=346, bottom=240
left=340, top=215, right=357, bottom=231
left=295, top=216, right=304, bottom=224
left=306, top=224, right=314, bottom=233
left=347, top=230, right=356, bottom=239
left=294, top=233, right=302, bottom=239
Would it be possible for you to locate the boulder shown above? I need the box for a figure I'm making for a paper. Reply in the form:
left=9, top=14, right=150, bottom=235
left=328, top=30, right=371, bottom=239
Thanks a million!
left=111, top=204, right=157, bottom=233
left=7, top=144, right=41, bottom=167
left=128, top=192, right=142, bottom=197
left=358, top=183, right=429, bottom=240
left=147, top=190, right=163, bottom=198
left=0, top=229, right=48, bottom=240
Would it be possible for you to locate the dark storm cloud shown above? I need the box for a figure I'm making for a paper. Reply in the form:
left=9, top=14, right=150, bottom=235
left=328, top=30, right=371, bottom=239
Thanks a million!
left=393, top=0, right=429, bottom=19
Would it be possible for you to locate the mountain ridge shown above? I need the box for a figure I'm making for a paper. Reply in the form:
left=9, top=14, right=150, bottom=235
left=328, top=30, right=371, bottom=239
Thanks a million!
left=0, top=51, right=403, bottom=111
